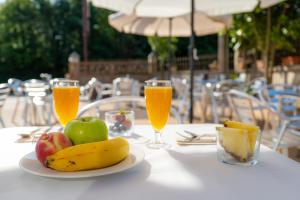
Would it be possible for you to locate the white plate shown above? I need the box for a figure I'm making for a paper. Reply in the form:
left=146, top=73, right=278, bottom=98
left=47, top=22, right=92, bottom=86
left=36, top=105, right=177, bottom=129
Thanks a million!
left=19, top=145, right=144, bottom=178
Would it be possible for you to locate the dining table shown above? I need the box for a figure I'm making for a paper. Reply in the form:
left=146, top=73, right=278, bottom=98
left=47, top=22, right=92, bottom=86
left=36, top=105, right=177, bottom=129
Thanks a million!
left=0, top=124, right=300, bottom=200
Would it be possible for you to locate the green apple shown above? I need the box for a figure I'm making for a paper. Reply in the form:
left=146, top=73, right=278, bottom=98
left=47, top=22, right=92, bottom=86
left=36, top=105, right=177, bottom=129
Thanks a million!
left=64, top=117, right=108, bottom=145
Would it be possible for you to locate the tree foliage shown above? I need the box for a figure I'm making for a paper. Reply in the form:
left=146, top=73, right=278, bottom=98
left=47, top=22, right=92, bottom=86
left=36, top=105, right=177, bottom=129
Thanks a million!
left=230, top=2, right=300, bottom=53
left=0, top=0, right=82, bottom=80
left=0, top=0, right=220, bottom=82
left=229, top=0, right=300, bottom=81
left=0, top=0, right=151, bottom=82
left=148, top=36, right=178, bottom=65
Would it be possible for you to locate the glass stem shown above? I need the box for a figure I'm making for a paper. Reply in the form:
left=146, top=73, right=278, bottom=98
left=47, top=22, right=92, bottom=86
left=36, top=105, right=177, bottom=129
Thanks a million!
left=154, top=130, right=163, bottom=144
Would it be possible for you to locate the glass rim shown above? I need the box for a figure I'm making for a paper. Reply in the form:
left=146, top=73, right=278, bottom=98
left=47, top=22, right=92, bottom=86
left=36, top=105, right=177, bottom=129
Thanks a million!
left=145, top=80, right=171, bottom=86
left=105, top=110, right=135, bottom=115
left=52, top=79, right=79, bottom=87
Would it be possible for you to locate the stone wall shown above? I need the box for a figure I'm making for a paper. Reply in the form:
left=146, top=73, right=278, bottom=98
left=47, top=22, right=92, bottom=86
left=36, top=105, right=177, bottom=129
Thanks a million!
left=68, top=59, right=156, bottom=84
left=68, top=55, right=218, bottom=84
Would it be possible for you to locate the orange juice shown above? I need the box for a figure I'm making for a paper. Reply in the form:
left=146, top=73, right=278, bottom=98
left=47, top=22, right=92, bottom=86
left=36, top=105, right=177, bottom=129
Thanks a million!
left=53, top=86, right=80, bottom=126
left=145, top=86, right=172, bottom=132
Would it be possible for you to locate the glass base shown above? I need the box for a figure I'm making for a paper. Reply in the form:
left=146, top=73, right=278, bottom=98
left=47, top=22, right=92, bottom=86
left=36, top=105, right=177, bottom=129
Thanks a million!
left=217, top=153, right=258, bottom=166
left=147, top=142, right=171, bottom=149
left=146, top=130, right=171, bottom=149
left=220, top=159, right=258, bottom=166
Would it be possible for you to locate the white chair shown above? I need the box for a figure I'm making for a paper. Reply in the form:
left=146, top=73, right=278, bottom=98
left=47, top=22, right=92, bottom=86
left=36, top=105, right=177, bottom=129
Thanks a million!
left=258, top=83, right=297, bottom=105
left=172, top=77, right=189, bottom=123
left=193, top=81, right=208, bottom=122
left=227, top=89, right=267, bottom=126
left=246, top=77, right=266, bottom=96
left=112, top=77, right=140, bottom=96
left=172, top=76, right=207, bottom=123
left=77, top=96, right=182, bottom=124
left=40, top=73, right=52, bottom=82
left=8, top=78, right=24, bottom=125
left=209, top=80, right=243, bottom=123
left=80, top=77, right=103, bottom=101
left=112, top=77, right=140, bottom=110
left=23, top=79, right=53, bottom=125
left=273, top=94, right=300, bottom=150
left=227, top=90, right=300, bottom=150
left=0, top=83, right=10, bottom=127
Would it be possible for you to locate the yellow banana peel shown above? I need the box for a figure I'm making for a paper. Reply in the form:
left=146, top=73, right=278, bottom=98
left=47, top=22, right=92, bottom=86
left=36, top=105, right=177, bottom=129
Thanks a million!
left=46, top=137, right=129, bottom=172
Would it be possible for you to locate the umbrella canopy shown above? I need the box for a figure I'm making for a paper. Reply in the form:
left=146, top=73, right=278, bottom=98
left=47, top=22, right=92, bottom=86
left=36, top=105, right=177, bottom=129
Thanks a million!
left=91, top=0, right=286, bottom=123
left=92, top=0, right=285, bottom=17
left=109, top=12, right=232, bottom=37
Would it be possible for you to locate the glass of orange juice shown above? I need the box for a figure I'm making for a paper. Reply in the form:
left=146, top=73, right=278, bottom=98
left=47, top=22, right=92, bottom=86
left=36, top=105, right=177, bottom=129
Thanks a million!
left=145, top=80, right=172, bottom=149
left=52, top=80, right=80, bottom=127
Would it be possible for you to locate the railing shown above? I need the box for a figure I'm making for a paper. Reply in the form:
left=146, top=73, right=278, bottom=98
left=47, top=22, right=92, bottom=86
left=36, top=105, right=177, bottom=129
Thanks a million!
left=175, top=54, right=217, bottom=71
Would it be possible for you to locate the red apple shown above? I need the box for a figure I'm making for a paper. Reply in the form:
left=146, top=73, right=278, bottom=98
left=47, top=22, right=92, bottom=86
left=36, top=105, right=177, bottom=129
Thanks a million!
left=35, top=132, right=72, bottom=166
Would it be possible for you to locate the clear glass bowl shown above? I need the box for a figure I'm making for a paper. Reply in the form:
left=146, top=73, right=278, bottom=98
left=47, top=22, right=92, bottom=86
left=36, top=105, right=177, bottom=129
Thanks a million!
left=217, top=128, right=261, bottom=166
left=105, top=110, right=134, bottom=137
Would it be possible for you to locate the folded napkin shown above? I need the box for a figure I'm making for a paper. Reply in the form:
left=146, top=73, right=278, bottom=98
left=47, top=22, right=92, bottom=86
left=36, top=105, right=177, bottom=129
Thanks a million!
left=177, top=134, right=216, bottom=145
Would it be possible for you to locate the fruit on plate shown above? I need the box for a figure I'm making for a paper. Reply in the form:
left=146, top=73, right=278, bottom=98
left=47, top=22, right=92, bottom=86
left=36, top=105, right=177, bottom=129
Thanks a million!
left=64, top=117, right=108, bottom=145
left=109, top=111, right=132, bottom=133
left=46, top=137, right=129, bottom=172
left=217, top=127, right=250, bottom=162
left=35, top=132, right=72, bottom=166
left=224, top=120, right=260, bottom=155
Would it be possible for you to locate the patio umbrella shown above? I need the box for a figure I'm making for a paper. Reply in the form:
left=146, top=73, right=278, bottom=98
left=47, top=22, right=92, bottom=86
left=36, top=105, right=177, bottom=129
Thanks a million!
left=109, top=12, right=231, bottom=107
left=91, top=0, right=285, bottom=123
left=108, top=12, right=231, bottom=37
left=92, top=0, right=285, bottom=17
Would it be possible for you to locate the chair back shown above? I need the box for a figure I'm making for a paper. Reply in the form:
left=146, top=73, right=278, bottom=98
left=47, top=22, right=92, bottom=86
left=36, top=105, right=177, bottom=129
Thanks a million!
left=171, top=77, right=189, bottom=99
left=277, top=94, right=300, bottom=117
left=209, top=80, right=243, bottom=123
left=8, top=78, right=23, bottom=96
left=112, top=77, right=140, bottom=96
left=24, top=79, right=50, bottom=97
left=49, top=78, right=68, bottom=86
left=227, top=89, right=267, bottom=125
left=258, top=83, right=297, bottom=103
left=77, top=96, right=182, bottom=123
left=215, top=80, right=242, bottom=92
left=40, top=73, right=52, bottom=82
left=81, top=77, right=103, bottom=101
left=0, top=83, right=10, bottom=107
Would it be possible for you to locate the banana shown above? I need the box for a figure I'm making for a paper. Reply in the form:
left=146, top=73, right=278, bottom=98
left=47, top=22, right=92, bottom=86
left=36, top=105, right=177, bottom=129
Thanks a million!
left=46, top=137, right=129, bottom=172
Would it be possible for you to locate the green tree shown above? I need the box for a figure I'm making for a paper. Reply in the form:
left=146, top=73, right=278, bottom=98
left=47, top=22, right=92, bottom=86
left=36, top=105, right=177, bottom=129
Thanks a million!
left=148, top=36, right=177, bottom=66
left=89, top=6, right=150, bottom=60
left=229, top=1, right=300, bottom=82
left=0, top=0, right=82, bottom=80
left=148, top=36, right=178, bottom=77
left=0, top=0, right=50, bottom=80
left=0, top=0, right=218, bottom=83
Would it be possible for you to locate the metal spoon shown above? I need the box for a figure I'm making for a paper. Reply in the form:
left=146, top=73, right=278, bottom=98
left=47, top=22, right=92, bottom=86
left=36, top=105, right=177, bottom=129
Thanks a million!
left=18, top=128, right=41, bottom=138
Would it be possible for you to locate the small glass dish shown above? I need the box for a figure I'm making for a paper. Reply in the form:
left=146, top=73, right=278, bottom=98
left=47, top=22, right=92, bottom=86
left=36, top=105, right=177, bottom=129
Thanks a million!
left=105, top=110, right=134, bottom=137
left=217, top=127, right=261, bottom=166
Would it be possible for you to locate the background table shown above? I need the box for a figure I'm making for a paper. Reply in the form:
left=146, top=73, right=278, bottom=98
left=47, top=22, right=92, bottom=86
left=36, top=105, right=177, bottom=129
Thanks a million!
left=0, top=124, right=300, bottom=200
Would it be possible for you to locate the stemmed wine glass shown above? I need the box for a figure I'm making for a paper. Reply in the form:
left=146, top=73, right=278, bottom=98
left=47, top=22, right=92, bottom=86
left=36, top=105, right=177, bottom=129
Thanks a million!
left=144, top=80, right=172, bottom=149
left=52, top=80, right=80, bottom=127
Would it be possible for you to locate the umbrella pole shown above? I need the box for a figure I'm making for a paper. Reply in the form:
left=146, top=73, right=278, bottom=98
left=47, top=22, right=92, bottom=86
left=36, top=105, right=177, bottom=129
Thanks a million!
left=188, top=0, right=195, bottom=123
left=167, top=18, right=173, bottom=79
left=82, top=0, right=89, bottom=62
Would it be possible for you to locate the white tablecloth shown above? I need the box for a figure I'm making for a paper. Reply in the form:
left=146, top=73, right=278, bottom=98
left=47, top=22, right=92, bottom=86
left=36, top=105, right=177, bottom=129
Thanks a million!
left=0, top=124, right=299, bottom=200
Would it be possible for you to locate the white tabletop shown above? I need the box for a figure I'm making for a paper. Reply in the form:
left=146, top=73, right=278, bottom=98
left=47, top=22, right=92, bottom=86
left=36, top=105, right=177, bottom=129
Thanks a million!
left=0, top=124, right=299, bottom=200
